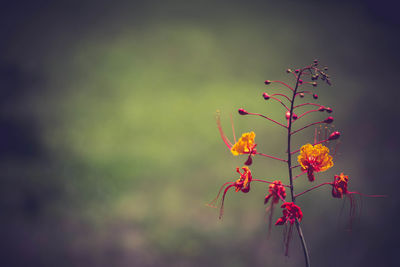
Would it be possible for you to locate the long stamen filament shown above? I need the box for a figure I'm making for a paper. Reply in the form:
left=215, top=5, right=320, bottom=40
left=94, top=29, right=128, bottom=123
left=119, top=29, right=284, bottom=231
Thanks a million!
left=207, top=182, right=234, bottom=207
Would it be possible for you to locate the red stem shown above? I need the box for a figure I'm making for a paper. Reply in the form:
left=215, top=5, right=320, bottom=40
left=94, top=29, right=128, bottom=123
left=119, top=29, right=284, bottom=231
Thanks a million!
left=271, top=93, right=292, bottom=103
left=295, top=91, right=313, bottom=97
left=287, top=66, right=311, bottom=267
left=293, top=171, right=306, bottom=180
left=270, top=80, right=294, bottom=91
left=295, top=109, right=320, bottom=121
left=291, top=120, right=325, bottom=135
left=247, top=112, right=288, bottom=129
left=294, top=103, right=324, bottom=109
left=253, top=179, right=291, bottom=188
left=270, top=96, right=290, bottom=111
left=295, top=182, right=333, bottom=198
left=254, top=152, right=287, bottom=162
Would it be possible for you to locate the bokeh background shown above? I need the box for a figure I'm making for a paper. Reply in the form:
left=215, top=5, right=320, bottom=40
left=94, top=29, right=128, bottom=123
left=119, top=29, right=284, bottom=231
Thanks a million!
left=1, top=0, right=399, bottom=266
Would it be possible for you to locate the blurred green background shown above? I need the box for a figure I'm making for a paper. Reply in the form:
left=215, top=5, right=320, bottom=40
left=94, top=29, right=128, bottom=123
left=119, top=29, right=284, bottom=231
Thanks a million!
left=1, top=0, right=399, bottom=266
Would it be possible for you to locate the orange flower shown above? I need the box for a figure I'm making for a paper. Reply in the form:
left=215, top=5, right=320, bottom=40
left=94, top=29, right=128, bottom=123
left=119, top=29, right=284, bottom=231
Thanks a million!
left=230, top=132, right=256, bottom=156
left=298, top=143, right=333, bottom=181
left=332, top=173, right=349, bottom=198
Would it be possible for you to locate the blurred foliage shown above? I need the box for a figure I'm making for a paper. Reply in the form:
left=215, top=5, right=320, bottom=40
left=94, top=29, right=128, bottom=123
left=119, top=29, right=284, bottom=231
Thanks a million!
left=0, top=1, right=399, bottom=266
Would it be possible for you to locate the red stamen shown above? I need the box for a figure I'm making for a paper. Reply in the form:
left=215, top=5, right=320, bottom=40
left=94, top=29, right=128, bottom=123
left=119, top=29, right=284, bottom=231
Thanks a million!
left=216, top=113, right=233, bottom=149
left=219, top=184, right=236, bottom=219
left=207, top=181, right=234, bottom=208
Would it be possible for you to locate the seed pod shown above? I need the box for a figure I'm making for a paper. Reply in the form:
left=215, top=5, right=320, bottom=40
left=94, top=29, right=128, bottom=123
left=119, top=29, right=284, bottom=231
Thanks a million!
left=263, top=92, right=270, bottom=100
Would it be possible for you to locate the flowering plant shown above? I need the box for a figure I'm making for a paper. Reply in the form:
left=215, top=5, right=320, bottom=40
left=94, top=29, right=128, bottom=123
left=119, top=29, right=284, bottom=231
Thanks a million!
left=208, top=60, right=385, bottom=266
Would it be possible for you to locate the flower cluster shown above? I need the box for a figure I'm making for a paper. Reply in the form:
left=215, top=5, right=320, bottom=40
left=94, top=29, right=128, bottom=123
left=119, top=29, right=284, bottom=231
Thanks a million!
left=208, top=60, right=384, bottom=265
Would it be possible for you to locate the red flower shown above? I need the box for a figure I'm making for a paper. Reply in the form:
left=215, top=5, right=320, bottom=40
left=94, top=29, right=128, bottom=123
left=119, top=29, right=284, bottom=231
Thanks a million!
left=332, top=173, right=349, bottom=198
left=275, top=202, right=303, bottom=256
left=234, top=166, right=252, bottom=193
left=264, top=180, right=286, bottom=236
left=264, top=180, right=286, bottom=204
left=275, top=202, right=303, bottom=225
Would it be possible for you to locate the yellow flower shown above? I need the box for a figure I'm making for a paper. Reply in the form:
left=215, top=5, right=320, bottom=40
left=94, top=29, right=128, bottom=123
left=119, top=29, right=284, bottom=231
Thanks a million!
left=297, top=143, right=333, bottom=181
left=230, top=132, right=256, bottom=156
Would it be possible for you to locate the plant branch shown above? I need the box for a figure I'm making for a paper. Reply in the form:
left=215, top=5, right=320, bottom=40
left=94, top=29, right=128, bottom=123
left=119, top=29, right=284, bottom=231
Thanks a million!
left=247, top=112, right=288, bottom=129
left=287, top=67, right=311, bottom=267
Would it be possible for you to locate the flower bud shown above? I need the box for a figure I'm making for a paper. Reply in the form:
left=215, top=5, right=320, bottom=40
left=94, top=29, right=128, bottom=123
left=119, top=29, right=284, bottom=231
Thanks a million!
left=292, top=113, right=298, bottom=120
left=244, top=155, right=253, bottom=166
left=312, top=82, right=317, bottom=87
left=324, top=116, right=334, bottom=123
left=238, top=108, right=248, bottom=115
left=286, top=68, right=292, bottom=73
left=275, top=217, right=285, bottom=225
left=299, top=93, right=305, bottom=98
left=298, top=79, right=303, bottom=84
left=311, top=73, right=319, bottom=80
left=262, top=92, right=270, bottom=100
left=264, top=80, right=271, bottom=85
left=295, top=69, right=300, bottom=73
left=285, top=111, right=291, bottom=120
left=318, top=106, right=325, bottom=112
left=328, top=131, right=340, bottom=140
left=325, top=107, right=333, bottom=113
left=313, top=93, right=318, bottom=99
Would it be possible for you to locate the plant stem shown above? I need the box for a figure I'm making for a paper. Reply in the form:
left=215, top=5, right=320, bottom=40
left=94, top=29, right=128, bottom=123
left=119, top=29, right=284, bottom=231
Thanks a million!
left=287, top=67, right=311, bottom=267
